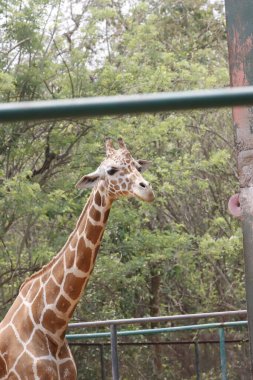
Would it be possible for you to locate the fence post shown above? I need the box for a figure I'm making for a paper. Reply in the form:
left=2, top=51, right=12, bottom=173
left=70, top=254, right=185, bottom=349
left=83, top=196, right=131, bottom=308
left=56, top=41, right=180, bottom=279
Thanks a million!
left=110, top=324, right=120, bottom=380
left=99, top=344, right=106, bottom=380
left=194, top=342, right=201, bottom=380
left=219, top=328, right=227, bottom=380
left=225, top=1, right=253, bottom=376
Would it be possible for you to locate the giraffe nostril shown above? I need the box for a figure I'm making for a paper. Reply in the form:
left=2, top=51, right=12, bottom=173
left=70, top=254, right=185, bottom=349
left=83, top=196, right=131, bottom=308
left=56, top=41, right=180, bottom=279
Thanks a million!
left=139, top=182, right=146, bottom=188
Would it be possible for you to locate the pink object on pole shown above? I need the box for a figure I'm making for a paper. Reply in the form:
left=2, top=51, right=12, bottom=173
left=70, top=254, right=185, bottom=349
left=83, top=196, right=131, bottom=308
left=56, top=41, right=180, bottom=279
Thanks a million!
left=228, top=193, right=242, bottom=218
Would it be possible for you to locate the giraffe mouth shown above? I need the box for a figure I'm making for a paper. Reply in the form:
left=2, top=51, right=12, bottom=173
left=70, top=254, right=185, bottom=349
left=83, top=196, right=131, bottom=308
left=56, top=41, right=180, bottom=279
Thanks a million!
left=132, top=187, right=155, bottom=203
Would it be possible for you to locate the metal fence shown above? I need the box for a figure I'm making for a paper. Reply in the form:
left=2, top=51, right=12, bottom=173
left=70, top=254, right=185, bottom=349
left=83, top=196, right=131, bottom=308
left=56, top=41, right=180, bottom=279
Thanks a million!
left=1, top=86, right=253, bottom=377
left=67, top=310, right=248, bottom=380
left=69, top=339, right=249, bottom=380
left=1, top=86, right=253, bottom=123
left=0, top=1, right=252, bottom=378
left=1, top=88, right=253, bottom=377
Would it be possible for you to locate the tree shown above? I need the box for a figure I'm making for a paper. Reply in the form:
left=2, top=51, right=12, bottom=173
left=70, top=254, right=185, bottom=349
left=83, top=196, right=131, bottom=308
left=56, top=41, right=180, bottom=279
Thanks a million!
left=0, top=0, right=247, bottom=378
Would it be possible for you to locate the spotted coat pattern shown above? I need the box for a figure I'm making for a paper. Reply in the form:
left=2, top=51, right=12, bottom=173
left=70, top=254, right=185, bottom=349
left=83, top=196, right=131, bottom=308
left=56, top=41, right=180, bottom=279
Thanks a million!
left=0, top=138, right=154, bottom=379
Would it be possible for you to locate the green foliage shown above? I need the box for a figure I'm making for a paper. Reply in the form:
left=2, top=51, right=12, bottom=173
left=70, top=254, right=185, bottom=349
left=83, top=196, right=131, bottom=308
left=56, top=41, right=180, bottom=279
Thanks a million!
left=0, top=0, right=248, bottom=378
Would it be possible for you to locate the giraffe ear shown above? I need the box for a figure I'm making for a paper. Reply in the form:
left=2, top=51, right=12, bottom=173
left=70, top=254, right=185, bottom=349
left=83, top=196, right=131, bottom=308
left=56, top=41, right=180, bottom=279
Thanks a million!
left=76, top=171, right=100, bottom=189
left=137, top=160, right=151, bottom=172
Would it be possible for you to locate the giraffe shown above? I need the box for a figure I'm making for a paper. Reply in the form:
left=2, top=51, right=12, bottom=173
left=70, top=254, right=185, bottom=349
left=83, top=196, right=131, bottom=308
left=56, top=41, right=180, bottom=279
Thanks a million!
left=0, top=137, right=154, bottom=380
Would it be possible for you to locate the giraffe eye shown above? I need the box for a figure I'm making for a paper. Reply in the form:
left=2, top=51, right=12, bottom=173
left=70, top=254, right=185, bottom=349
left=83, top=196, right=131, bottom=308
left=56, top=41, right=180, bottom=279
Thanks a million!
left=107, top=168, right=118, bottom=175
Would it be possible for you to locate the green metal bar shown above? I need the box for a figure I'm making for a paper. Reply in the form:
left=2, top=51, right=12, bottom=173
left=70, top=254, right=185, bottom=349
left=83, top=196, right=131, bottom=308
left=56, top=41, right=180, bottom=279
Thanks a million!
left=219, top=328, right=227, bottom=380
left=194, top=342, right=201, bottom=380
left=66, top=320, right=247, bottom=340
left=2, top=87, right=253, bottom=123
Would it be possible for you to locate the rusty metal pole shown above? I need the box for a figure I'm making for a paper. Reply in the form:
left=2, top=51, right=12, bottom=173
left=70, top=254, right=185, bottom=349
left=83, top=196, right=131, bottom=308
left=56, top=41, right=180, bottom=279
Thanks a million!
left=225, top=1, right=253, bottom=375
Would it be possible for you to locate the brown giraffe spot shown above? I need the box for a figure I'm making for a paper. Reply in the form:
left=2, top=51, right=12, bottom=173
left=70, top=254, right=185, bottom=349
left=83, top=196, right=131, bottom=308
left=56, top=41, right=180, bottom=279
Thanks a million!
left=7, top=372, right=19, bottom=380
left=70, top=233, right=78, bottom=248
left=92, top=244, right=100, bottom=263
left=0, top=355, right=7, bottom=378
left=26, top=332, right=50, bottom=357
left=26, top=279, right=40, bottom=302
left=31, top=288, right=45, bottom=324
left=94, top=191, right=101, bottom=206
left=52, top=258, right=64, bottom=285
left=122, top=182, right=126, bottom=189
left=103, top=209, right=111, bottom=224
left=77, top=236, right=86, bottom=254
left=67, top=307, right=76, bottom=320
left=78, top=223, right=85, bottom=235
left=15, top=352, right=34, bottom=377
left=63, top=273, right=85, bottom=300
left=101, top=195, right=106, bottom=207
left=45, top=278, right=60, bottom=304
left=86, top=220, right=103, bottom=245
left=66, top=277, right=87, bottom=320
left=89, top=205, right=101, bottom=222
left=59, top=360, right=77, bottom=379
left=114, top=185, right=120, bottom=190
left=65, top=248, right=75, bottom=269
left=42, top=271, right=50, bottom=283
left=60, top=329, right=67, bottom=341
left=77, top=214, right=88, bottom=232
left=1, top=327, right=23, bottom=361
left=56, top=295, right=71, bottom=313
left=12, top=305, right=34, bottom=343
left=58, top=343, right=70, bottom=359
left=20, top=282, right=30, bottom=298
left=37, top=359, right=58, bottom=379
left=46, top=334, right=58, bottom=356
left=42, top=309, right=66, bottom=334
left=76, top=239, right=92, bottom=272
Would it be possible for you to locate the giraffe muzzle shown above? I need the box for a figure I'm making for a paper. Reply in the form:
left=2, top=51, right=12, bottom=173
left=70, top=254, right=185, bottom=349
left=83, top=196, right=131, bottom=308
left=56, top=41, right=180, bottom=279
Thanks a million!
left=133, top=181, right=155, bottom=202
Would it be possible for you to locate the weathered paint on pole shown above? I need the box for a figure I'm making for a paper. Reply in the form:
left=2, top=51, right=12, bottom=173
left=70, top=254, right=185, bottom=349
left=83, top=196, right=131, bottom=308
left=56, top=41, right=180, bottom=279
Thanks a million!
left=225, top=0, right=253, bottom=375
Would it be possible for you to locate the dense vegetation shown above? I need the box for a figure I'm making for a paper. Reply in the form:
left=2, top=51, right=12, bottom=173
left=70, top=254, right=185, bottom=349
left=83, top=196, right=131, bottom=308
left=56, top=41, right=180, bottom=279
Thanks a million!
left=0, top=0, right=248, bottom=378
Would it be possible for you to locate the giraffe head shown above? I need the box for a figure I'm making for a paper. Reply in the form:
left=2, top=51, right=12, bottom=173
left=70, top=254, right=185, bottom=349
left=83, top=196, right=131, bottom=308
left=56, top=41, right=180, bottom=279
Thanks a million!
left=76, top=138, right=154, bottom=202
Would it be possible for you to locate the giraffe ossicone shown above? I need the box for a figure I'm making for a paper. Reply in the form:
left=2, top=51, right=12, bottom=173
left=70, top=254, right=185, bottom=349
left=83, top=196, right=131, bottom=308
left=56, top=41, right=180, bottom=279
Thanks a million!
left=0, top=138, right=154, bottom=380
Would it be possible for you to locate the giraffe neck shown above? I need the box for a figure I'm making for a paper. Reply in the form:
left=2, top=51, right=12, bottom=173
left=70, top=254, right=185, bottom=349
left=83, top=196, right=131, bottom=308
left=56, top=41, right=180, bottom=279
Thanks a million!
left=20, top=182, right=112, bottom=344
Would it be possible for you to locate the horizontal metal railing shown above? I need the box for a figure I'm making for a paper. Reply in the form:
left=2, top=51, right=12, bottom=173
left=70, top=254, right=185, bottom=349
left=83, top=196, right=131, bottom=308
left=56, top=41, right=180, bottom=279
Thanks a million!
left=66, top=320, right=248, bottom=341
left=1, top=86, right=253, bottom=122
left=68, top=309, right=247, bottom=329
left=67, top=310, right=248, bottom=380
